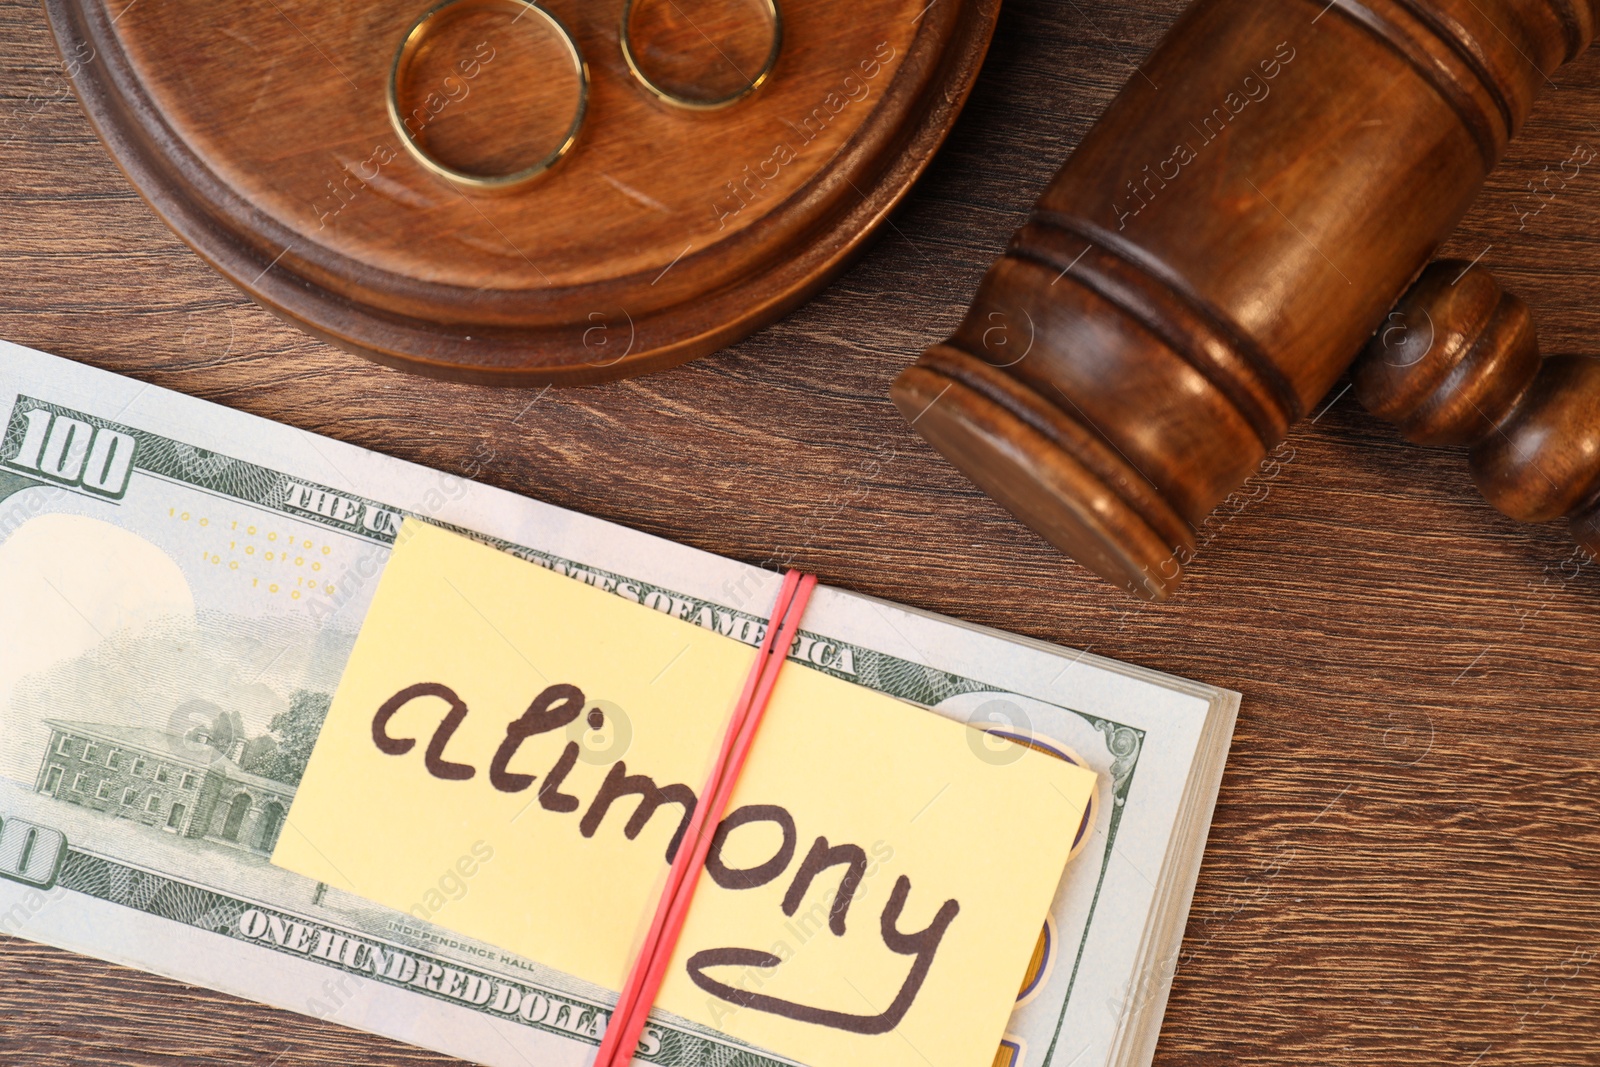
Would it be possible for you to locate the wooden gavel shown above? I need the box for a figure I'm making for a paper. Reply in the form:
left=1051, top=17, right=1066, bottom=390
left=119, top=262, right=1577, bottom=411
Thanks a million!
left=1357, top=259, right=1600, bottom=562
left=891, top=0, right=1600, bottom=599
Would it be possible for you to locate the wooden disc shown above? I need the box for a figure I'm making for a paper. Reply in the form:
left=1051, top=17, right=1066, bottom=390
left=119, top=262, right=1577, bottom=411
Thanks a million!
left=46, top=0, right=998, bottom=383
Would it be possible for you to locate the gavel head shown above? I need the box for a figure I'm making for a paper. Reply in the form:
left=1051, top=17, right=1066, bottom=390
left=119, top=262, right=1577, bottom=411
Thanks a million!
left=892, top=0, right=1599, bottom=600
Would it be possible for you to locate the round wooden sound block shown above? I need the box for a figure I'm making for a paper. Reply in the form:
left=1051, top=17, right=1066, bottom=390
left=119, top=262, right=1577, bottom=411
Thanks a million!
left=46, top=0, right=998, bottom=383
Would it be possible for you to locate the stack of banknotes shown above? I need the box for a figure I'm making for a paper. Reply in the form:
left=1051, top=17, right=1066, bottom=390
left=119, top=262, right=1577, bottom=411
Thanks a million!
left=0, top=340, right=1237, bottom=1067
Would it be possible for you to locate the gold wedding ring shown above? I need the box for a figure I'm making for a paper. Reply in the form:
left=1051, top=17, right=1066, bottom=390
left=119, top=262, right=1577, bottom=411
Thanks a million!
left=620, top=0, right=782, bottom=110
left=388, top=0, right=589, bottom=191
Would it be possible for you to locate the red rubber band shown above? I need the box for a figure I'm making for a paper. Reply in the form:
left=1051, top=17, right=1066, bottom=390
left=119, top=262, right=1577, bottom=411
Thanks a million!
left=594, top=569, right=819, bottom=1067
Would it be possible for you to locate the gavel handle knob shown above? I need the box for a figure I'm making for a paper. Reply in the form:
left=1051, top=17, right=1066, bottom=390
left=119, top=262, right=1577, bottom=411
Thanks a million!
left=1353, top=260, right=1600, bottom=557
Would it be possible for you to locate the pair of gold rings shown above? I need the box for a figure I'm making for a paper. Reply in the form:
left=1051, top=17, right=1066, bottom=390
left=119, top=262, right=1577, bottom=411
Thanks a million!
left=387, top=0, right=783, bottom=192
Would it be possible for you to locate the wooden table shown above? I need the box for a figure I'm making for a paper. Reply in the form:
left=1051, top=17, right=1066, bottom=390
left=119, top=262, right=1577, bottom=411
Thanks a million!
left=2, top=0, right=1599, bottom=1064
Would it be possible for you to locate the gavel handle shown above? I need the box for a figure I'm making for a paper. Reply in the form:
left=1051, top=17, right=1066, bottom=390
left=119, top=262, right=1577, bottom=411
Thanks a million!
left=1352, top=260, right=1600, bottom=557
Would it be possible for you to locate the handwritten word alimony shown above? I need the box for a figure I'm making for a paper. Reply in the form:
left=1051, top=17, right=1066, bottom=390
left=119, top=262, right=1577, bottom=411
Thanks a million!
left=371, top=679, right=960, bottom=1035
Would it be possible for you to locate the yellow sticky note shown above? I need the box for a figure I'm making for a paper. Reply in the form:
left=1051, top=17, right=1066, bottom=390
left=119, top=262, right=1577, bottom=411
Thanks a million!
left=274, top=520, right=1095, bottom=1067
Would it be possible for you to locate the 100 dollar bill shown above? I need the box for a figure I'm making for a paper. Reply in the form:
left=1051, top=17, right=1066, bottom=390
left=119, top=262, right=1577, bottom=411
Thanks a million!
left=0, top=340, right=1231, bottom=1067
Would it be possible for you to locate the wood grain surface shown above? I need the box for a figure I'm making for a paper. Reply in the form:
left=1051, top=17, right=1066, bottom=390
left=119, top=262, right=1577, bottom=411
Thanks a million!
left=2, top=0, right=1599, bottom=1063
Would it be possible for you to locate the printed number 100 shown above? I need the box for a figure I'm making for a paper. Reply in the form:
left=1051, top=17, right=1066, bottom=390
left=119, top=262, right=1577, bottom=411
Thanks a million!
left=9, top=408, right=138, bottom=499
